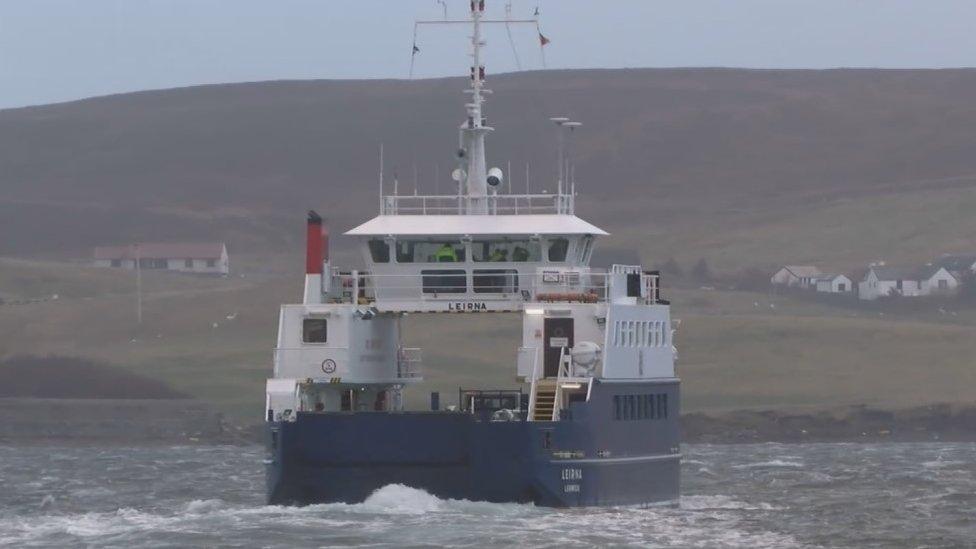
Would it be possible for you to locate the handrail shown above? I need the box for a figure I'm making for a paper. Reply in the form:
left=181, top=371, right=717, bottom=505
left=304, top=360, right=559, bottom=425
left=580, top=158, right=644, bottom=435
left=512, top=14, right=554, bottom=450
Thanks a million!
left=526, top=348, right=540, bottom=420
left=380, top=192, right=575, bottom=215
left=323, top=267, right=666, bottom=305
left=327, top=268, right=615, bottom=303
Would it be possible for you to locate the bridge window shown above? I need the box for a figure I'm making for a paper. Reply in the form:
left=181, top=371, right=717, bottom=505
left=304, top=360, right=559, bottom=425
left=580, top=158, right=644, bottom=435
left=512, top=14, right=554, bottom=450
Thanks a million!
left=421, top=269, right=467, bottom=294
left=473, top=269, right=518, bottom=294
left=396, top=240, right=464, bottom=263
left=368, top=239, right=390, bottom=263
left=547, top=238, right=569, bottom=262
left=578, top=236, right=593, bottom=263
left=302, top=318, right=328, bottom=343
left=471, top=239, right=541, bottom=262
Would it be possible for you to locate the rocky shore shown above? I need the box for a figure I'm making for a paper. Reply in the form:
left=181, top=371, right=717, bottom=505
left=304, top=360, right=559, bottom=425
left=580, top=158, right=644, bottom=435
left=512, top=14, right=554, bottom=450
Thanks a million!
left=0, top=398, right=252, bottom=445
left=682, top=403, right=976, bottom=444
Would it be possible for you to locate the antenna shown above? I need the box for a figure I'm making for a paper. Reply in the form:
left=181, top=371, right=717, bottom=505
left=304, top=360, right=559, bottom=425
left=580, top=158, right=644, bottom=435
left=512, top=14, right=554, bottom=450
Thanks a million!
left=135, top=243, right=142, bottom=324
left=507, top=160, right=512, bottom=194
left=378, top=143, right=384, bottom=211
left=550, top=117, right=569, bottom=197
left=504, top=2, right=522, bottom=70
left=564, top=121, right=582, bottom=194
left=408, top=2, right=548, bottom=212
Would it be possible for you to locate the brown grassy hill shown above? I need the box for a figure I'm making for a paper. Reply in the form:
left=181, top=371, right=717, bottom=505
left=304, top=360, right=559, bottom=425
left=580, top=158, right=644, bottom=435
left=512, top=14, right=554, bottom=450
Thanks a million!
left=4, top=68, right=976, bottom=270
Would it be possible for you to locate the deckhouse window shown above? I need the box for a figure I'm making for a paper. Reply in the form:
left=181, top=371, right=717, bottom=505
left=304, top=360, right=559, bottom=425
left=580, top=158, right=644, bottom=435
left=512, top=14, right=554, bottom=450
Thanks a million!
left=302, top=318, right=328, bottom=343
left=368, top=239, right=390, bottom=263
left=473, top=269, right=518, bottom=293
left=422, top=269, right=467, bottom=293
left=471, top=239, right=541, bottom=262
left=396, top=240, right=464, bottom=263
left=547, top=238, right=569, bottom=262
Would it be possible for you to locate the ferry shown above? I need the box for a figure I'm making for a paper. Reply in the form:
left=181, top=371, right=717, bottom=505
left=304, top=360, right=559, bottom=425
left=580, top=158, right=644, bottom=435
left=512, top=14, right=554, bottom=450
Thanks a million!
left=265, top=1, right=680, bottom=507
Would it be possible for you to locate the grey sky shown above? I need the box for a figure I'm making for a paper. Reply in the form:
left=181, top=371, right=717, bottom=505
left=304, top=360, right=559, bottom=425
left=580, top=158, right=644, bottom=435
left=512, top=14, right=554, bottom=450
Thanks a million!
left=2, top=0, right=975, bottom=109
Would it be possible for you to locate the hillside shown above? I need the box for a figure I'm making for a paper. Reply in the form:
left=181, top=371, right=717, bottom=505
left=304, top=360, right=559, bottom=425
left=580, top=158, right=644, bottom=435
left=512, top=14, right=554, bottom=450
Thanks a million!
left=3, top=69, right=976, bottom=419
left=4, top=69, right=976, bottom=271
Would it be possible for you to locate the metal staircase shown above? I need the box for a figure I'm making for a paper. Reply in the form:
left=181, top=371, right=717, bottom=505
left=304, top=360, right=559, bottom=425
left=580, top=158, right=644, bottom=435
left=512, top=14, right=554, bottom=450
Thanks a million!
left=532, top=382, right=557, bottom=421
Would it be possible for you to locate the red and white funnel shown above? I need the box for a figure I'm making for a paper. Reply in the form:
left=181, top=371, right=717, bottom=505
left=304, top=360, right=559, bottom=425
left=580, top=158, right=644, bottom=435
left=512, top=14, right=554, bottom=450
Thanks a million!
left=304, top=210, right=329, bottom=303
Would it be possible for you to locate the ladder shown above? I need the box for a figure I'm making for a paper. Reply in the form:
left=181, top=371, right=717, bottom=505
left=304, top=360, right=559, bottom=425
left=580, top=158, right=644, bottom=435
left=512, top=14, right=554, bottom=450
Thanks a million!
left=532, top=381, right=557, bottom=421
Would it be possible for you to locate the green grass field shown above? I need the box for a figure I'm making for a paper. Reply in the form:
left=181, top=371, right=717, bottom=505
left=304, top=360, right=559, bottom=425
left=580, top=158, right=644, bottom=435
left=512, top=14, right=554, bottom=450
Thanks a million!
left=2, top=257, right=974, bottom=420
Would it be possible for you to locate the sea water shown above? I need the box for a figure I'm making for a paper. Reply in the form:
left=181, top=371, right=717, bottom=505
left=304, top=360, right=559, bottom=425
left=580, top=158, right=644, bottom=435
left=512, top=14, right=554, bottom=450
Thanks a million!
left=0, top=442, right=973, bottom=548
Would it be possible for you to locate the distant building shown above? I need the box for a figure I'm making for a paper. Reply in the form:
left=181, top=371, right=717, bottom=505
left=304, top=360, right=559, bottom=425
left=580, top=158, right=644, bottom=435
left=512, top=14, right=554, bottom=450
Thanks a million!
left=94, top=242, right=229, bottom=275
left=933, top=254, right=976, bottom=279
left=857, top=265, right=957, bottom=301
left=770, top=265, right=822, bottom=289
left=814, top=274, right=853, bottom=294
left=918, top=265, right=959, bottom=296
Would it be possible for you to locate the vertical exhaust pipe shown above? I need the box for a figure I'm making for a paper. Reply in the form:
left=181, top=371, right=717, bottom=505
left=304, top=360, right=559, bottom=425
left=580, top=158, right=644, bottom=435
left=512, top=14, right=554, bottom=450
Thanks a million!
left=304, top=210, right=329, bottom=304
left=306, top=210, right=325, bottom=274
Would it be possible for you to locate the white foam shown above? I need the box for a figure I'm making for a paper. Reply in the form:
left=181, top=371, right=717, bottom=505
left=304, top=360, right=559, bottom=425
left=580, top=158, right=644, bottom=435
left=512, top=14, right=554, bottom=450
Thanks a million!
left=681, top=494, right=778, bottom=511
left=732, top=460, right=805, bottom=469
left=921, top=459, right=964, bottom=469
left=360, top=484, right=444, bottom=514
left=184, top=498, right=226, bottom=514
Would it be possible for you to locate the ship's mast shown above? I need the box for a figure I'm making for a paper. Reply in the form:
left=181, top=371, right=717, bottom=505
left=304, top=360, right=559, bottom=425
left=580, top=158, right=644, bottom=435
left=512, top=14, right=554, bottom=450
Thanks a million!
left=461, top=0, right=492, bottom=214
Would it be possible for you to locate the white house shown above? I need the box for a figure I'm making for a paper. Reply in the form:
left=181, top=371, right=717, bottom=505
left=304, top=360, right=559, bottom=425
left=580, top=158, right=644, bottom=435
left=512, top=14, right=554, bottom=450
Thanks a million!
left=814, top=274, right=852, bottom=294
left=94, top=242, right=229, bottom=276
left=934, top=254, right=976, bottom=279
left=858, top=265, right=957, bottom=301
left=917, top=265, right=958, bottom=295
left=771, top=265, right=822, bottom=289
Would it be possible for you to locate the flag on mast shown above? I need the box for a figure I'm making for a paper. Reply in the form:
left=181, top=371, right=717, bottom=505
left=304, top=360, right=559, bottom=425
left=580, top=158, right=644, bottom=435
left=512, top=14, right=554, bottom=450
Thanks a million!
left=538, top=32, right=550, bottom=46
left=412, top=43, right=420, bottom=54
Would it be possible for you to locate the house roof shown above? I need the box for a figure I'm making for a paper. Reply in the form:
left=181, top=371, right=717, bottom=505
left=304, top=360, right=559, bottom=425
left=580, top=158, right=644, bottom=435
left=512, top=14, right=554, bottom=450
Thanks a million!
left=781, top=265, right=822, bottom=278
left=916, top=265, right=955, bottom=281
left=867, top=265, right=955, bottom=282
left=344, top=214, right=609, bottom=237
left=869, top=266, right=919, bottom=281
left=934, top=254, right=976, bottom=272
left=814, top=273, right=849, bottom=282
left=94, top=242, right=225, bottom=260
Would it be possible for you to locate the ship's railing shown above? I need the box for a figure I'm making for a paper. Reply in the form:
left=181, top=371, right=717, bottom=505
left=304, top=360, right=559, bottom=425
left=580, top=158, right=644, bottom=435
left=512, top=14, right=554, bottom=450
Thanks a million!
left=328, top=267, right=665, bottom=306
left=330, top=269, right=600, bottom=302
left=380, top=192, right=574, bottom=215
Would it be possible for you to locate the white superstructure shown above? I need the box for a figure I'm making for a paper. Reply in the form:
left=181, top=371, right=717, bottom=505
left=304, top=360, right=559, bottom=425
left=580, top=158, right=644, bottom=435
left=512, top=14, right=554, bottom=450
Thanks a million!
left=265, top=1, right=675, bottom=423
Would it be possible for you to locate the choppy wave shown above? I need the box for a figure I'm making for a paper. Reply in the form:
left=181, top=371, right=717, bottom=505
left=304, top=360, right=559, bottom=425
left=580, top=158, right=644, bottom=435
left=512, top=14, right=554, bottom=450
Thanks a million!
left=1, top=442, right=974, bottom=548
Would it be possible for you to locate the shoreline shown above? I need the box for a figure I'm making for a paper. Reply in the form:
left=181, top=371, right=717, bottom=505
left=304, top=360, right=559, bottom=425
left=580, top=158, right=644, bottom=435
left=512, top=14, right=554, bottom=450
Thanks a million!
left=1, top=398, right=973, bottom=446
left=682, top=403, right=976, bottom=444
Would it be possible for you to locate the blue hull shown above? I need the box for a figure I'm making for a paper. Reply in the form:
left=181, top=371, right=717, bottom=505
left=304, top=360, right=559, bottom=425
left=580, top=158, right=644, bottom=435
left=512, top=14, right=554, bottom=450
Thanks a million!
left=266, top=379, right=680, bottom=507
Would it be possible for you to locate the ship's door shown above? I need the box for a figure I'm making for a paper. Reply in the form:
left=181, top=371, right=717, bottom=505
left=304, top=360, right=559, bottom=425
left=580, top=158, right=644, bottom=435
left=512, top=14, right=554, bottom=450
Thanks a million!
left=543, top=317, right=574, bottom=378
